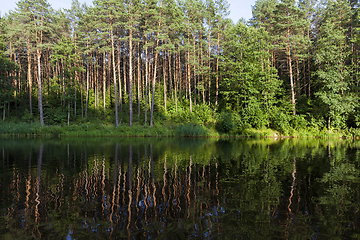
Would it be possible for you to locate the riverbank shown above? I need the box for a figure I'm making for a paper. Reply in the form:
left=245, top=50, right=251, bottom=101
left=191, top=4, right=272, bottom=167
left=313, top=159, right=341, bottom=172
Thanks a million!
left=1, top=121, right=359, bottom=139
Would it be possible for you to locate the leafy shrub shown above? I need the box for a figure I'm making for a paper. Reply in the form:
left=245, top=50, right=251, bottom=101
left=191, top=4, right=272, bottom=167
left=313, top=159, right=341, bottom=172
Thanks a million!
left=192, top=104, right=213, bottom=124
left=44, top=107, right=66, bottom=125
left=270, top=111, right=292, bottom=135
left=240, top=101, right=268, bottom=129
left=308, top=114, right=325, bottom=130
left=290, top=114, right=308, bottom=130
left=215, top=111, right=243, bottom=134
left=176, top=123, right=210, bottom=137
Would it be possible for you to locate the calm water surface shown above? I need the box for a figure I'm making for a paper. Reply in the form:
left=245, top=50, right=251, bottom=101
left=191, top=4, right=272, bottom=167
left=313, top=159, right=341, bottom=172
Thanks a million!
left=1, top=137, right=360, bottom=239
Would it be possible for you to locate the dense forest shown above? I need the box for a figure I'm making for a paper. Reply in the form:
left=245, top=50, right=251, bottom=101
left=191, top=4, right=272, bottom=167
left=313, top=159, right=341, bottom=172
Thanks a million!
left=0, top=0, right=360, bottom=135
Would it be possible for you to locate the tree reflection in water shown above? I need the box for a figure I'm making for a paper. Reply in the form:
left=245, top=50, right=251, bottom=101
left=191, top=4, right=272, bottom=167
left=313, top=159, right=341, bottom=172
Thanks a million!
left=1, top=138, right=360, bottom=239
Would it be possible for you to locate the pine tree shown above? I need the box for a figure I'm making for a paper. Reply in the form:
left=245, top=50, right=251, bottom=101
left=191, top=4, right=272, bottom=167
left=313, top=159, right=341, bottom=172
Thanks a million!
left=315, top=0, right=355, bottom=130
left=273, top=0, right=308, bottom=115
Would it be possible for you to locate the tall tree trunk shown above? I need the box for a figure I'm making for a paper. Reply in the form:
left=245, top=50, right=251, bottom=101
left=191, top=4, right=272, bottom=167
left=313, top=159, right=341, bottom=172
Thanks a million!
left=179, top=53, right=182, bottom=105
left=215, top=33, right=220, bottom=110
left=193, top=35, right=197, bottom=106
left=150, top=40, right=159, bottom=127
left=81, top=72, right=83, bottom=119
left=85, top=63, right=89, bottom=118
left=27, top=37, right=32, bottom=115
left=169, top=53, right=173, bottom=101
left=175, top=53, right=178, bottom=112
left=137, top=42, right=141, bottom=117
left=103, top=51, right=106, bottom=113
left=207, top=20, right=212, bottom=108
left=37, top=51, right=44, bottom=125
left=288, top=47, right=296, bottom=115
left=163, top=51, right=167, bottom=112
left=74, top=33, right=77, bottom=118
left=109, top=16, right=118, bottom=127
left=144, top=42, right=149, bottom=125
left=129, top=27, right=133, bottom=126
left=296, top=57, right=300, bottom=96
left=302, top=60, right=306, bottom=96
left=307, top=27, right=311, bottom=98
left=187, top=51, right=192, bottom=113
left=117, top=44, right=123, bottom=111
left=123, top=54, right=127, bottom=97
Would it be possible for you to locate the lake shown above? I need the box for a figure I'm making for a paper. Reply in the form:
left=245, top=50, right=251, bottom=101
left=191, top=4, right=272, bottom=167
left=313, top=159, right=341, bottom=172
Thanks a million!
left=1, top=137, right=360, bottom=239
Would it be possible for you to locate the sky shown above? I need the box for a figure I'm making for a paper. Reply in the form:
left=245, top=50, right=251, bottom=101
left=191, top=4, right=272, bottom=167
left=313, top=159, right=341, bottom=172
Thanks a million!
left=1, top=0, right=256, bottom=23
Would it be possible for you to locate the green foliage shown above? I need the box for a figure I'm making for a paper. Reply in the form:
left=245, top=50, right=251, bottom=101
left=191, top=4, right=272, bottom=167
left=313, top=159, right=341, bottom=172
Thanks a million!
left=175, top=123, right=211, bottom=137
left=215, top=111, right=243, bottom=134
left=290, top=114, right=308, bottom=130
left=44, top=107, right=67, bottom=125
left=269, top=110, right=292, bottom=135
left=315, top=1, right=356, bottom=130
left=167, top=103, right=214, bottom=126
left=240, top=99, right=268, bottom=129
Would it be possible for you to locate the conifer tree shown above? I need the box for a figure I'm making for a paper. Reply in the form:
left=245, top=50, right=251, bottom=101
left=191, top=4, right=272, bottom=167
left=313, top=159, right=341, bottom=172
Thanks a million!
left=273, top=0, right=308, bottom=115
left=315, top=0, right=355, bottom=130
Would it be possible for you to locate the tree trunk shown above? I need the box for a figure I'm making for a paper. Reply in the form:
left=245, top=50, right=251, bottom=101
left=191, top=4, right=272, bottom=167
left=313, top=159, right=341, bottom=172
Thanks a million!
left=27, top=38, right=32, bottom=115
left=85, top=63, right=89, bottom=118
left=123, top=53, right=127, bottom=97
left=129, top=27, right=133, bottom=126
left=117, top=44, right=123, bottom=111
left=81, top=72, right=83, bottom=119
left=103, top=51, right=106, bottom=113
left=109, top=16, right=118, bottom=127
left=150, top=40, right=159, bottom=127
left=175, top=53, right=178, bottom=113
left=163, top=51, right=167, bottom=112
left=187, top=51, right=192, bottom=113
left=144, top=42, right=148, bottom=125
left=215, top=33, right=220, bottom=110
left=37, top=51, right=44, bottom=125
left=169, top=53, right=173, bottom=101
left=296, top=57, right=300, bottom=96
left=288, top=49, right=296, bottom=115
left=137, top=42, right=141, bottom=117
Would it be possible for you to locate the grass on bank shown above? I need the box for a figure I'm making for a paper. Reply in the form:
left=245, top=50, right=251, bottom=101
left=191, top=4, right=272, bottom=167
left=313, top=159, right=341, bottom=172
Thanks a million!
left=1, top=121, right=360, bottom=139
left=0, top=121, right=217, bottom=137
left=2, top=101, right=360, bottom=138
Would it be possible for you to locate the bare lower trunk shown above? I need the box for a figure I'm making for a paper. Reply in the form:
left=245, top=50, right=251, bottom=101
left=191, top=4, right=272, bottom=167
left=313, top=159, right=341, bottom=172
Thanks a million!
left=117, top=45, right=123, bottom=111
left=308, top=58, right=311, bottom=98
left=37, top=53, right=44, bottom=125
left=85, top=63, right=89, bottom=117
left=144, top=43, right=149, bottom=125
left=150, top=41, right=159, bottom=127
left=81, top=76, right=83, bottom=119
left=27, top=44, right=32, bottom=115
left=175, top=53, right=178, bottom=112
left=67, top=99, right=70, bottom=126
left=187, top=52, right=192, bottom=113
left=74, top=72, right=77, bottom=118
left=103, top=51, right=106, bottom=113
left=129, top=28, right=133, bottom=126
left=109, top=17, right=118, bottom=127
left=288, top=51, right=296, bottom=115
left=163, top=52, right=167, bottom=112
left=296, top=57, right=300, bottom=96
left=137, top=42, right=141, bottom=117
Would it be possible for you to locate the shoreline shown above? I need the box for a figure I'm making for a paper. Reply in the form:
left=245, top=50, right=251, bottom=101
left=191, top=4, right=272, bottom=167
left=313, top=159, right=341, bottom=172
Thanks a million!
left=0, top=122, right=358, bottom=139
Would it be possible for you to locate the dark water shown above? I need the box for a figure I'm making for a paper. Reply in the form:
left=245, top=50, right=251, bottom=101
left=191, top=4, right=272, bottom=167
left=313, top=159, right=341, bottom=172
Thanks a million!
left=1, top=137, right=360, bottom=239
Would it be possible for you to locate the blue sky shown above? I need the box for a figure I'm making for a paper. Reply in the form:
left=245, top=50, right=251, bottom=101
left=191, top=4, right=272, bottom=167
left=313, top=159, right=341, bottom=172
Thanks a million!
left=2, top=0, right=256, bottom=23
